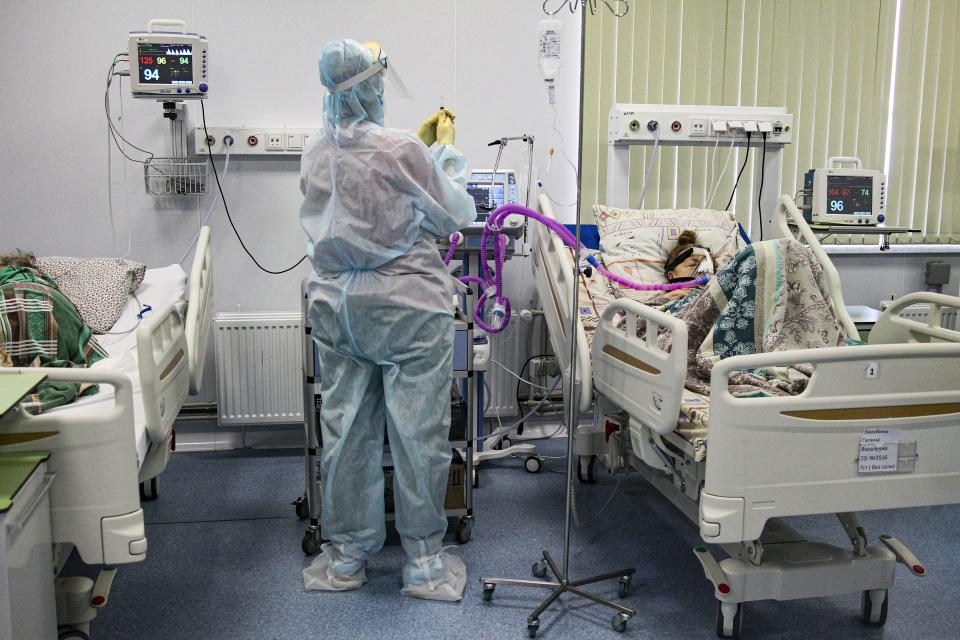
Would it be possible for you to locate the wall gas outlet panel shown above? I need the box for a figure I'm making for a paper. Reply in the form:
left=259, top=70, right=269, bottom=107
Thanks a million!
left=195, top=126, right=321, bottom=155
left=608, top=105, right=793, bottom=145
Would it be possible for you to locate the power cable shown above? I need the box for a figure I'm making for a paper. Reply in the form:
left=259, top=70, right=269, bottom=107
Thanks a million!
left=200, top=101, right=307, bottom=275
left=724, top=131, right=752, bottom=211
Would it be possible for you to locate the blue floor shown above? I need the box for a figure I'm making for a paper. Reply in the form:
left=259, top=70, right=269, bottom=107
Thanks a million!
left=93, top=440, right=960, bottom=639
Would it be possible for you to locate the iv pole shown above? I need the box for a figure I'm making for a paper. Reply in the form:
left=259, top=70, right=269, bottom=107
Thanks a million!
left=478, top=7, right=636, bottom=637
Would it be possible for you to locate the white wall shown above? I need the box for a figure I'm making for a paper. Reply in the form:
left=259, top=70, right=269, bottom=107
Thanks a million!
left=0, top=1, right=582, bottom=402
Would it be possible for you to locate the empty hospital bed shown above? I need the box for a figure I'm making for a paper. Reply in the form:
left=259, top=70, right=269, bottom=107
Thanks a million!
left=532, top=193, right=960, bottom=637
left=0, top=227, right=213, bottom=629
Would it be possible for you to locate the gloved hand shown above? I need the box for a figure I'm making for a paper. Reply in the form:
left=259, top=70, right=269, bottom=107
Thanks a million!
left=417, top=112, right=440, bottom=147
left=437, top=109, right=456, bottom=146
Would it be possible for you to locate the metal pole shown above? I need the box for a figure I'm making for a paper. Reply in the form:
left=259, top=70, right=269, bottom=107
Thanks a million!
left=561, top=1, right=588, bottom=581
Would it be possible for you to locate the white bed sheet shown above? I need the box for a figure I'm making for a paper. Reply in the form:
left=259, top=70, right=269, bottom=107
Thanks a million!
left=44, top=265, right=188, bottom=466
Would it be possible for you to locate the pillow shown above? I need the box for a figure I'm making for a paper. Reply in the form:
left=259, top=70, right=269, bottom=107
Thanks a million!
left=593, top=205, right=742, bottom=302
left=38, top=257, right=147, bottom=334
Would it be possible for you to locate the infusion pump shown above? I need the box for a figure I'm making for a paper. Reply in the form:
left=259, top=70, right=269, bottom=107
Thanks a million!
left=803, top=157, right=886, bottom=225
left=129, top=19, right=208, bottom=99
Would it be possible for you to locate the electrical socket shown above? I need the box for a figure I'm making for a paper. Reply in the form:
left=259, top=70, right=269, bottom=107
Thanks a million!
left=266, top=132, right=284, bottom=151
left=690, top=118, right=707, bottom=136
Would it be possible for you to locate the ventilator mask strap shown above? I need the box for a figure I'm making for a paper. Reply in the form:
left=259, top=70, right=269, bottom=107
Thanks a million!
left=664, top=247, right=694, bottom=274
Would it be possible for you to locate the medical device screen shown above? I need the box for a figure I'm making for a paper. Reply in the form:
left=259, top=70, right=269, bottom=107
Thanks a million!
left=826, top=175, right=873, bottom=217
left=467, top=183, right=506, bottom=210
left=137, top=42, right=194, bottom=84
left=467, top=172, right=519, bottom=222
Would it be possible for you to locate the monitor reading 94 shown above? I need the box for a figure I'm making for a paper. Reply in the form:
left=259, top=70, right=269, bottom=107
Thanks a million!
left=826, top=175, right=873, bottom=217
left=137, top=42, right=194, bottom=84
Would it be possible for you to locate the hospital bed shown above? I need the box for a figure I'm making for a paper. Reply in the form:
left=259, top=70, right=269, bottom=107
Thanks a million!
left=0, top=227, right=213, bottom=620
left=532, top=193, right=960, bottom=637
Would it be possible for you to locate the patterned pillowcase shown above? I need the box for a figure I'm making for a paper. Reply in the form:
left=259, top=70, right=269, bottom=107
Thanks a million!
left=37, top=257, right=147, bottom=334
left=593, top=205, right=743, bottom=303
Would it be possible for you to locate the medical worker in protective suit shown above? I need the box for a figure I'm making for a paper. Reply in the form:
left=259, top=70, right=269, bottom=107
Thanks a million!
left=299, top=39, right=477, bottom=601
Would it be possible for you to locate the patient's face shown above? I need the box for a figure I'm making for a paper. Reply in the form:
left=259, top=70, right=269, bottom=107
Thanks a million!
left=668, top=254, right=705, bottom=280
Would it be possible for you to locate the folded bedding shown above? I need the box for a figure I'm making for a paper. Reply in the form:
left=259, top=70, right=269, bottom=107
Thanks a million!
left=0, top=265, right=108, bottom=413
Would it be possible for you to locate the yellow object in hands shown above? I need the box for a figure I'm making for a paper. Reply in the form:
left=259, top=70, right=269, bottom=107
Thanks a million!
left=437, top=109, right=456, bottom=146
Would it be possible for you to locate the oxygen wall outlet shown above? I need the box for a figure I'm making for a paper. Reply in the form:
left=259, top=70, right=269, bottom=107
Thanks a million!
left=195, top=126, right=321, bottom=155
left=266, top=133, right=284, bottom=151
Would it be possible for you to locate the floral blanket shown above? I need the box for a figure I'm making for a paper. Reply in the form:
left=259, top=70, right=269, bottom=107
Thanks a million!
left=571, top=239, right=854, bottom=460
left=665, top=238, right=853, bottom=399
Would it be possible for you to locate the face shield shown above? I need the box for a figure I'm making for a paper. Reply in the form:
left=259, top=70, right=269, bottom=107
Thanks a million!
left=318, top=40, right=412, bottom=142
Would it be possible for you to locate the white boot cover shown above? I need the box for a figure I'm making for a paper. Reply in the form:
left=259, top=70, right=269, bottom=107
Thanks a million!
left=400, top=553, right=467, bottom=602
left=303, top=544, right=367, bottom=591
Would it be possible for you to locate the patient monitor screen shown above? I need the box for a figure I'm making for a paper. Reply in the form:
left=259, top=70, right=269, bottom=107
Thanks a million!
left=826, top=175, right=873, bottom=217
left=137, top=42, right=194, bottom=84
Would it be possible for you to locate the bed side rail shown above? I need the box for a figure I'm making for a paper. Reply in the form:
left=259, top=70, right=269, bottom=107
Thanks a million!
left=701, top=342, right=960, bottom=544
left=137, top=300, right=190, bottom=445
left=534, top=194, right=593, bottom=413
left=186, top=225, right=214, bottom=395
left=870, top=292, right=960, bottom=345
left=591, top=298, right=688, bottom=436
left=0, top=367, right=143, bottom=565
left=772, top=194, right=858, bottom=339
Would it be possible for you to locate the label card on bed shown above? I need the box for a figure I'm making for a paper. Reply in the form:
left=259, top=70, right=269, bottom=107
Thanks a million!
left=858, top=428, right=903, bottom=474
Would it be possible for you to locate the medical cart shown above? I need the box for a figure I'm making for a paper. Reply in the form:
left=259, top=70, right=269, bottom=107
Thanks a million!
left=0, top=374, right=58, bottom=639
left=296, top=281, right=479, bottom=555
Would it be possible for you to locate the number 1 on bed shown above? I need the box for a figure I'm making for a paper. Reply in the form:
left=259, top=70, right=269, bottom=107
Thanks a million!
left=865, top=362, right=880, bottom=379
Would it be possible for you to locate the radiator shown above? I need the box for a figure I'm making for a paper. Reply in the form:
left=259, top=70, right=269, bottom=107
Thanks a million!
left=878, top=301, right=959, bottom=330
left=486, top=327, right=525, bottom=417
left=214, top=312, right=303, bottom=426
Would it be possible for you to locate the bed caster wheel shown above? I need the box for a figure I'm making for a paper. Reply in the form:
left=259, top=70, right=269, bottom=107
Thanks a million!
left=293, top=495, right=309, bottom=520
left=301, top=529, right=321, bottom=555
left=527, top=618, right=540, bottom=638
left=576, top=455, right=596, bottom=484
left=494, top=436, right=512, bottom=450
left=617, top=575, right=631, bottom=598
left=455, top=517, right=473, bottom=544
left=482, top=583, right=495, bottom=601
left=58, top=630, right=90, bottom=640
left=524, top=456, right=543, bottom=474
left=860, top=589, right=888, bottom=626
left=532, top=560, right=548, bottom=578
left=612, top=612, right=629, bottom=633
left=715, top=602, right=743, bottom=639
left=139, top=477, right=159, bottom=501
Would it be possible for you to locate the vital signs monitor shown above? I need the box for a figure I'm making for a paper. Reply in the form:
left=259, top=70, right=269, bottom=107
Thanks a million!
left=129, top=20, right=208, bottom=99
left=803, top=157, right=886, bottom=225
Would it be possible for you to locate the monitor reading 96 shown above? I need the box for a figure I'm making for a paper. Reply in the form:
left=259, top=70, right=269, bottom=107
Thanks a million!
left=827, top=175, right=873, bottom=216
left=137, top=42, right=194, bottom=84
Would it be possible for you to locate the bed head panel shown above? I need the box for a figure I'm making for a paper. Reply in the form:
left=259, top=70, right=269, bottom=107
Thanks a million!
left=534, top=195, right=593, bottom=413
left=186, top=226, right=214, bottom=395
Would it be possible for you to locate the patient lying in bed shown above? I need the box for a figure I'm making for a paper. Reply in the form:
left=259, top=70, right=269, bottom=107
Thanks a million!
left=644, top=233, right=855, bottom=398
left=0, top=250, right=107, bottom=413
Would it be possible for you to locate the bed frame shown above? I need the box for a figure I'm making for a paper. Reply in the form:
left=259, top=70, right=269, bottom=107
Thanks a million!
left=0, top=227, right=213, bottom=608
left=533, top=193, right=960, bottom=636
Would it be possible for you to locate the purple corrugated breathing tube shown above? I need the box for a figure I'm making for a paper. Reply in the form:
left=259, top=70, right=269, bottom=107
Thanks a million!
left=443, top=204, right=708, bottom=334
